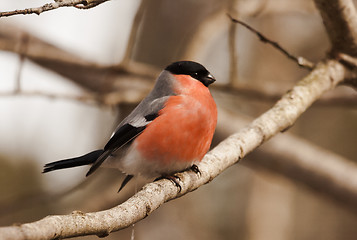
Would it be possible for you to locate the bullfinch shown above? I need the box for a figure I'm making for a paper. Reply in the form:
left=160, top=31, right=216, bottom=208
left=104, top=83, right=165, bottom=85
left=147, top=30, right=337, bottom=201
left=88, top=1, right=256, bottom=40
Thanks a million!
left=43, top=61, right=217, bottom=191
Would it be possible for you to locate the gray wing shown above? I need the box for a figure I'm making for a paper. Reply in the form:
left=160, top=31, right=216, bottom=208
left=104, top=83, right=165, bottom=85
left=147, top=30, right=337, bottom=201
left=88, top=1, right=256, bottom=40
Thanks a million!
left=86, top=70, right=176, bottom=177
left=86, top=96, right=170, bottom=176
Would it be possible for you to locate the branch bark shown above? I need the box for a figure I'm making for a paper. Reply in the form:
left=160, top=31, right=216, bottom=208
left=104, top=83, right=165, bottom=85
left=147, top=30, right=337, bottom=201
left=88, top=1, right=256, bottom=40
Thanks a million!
left=213, top=84, right=357, bottom=108
left=248, top=134, right=357, bottom=211
left=218, top=110, right=357, bottom=212
left=0, top=0, right=110, bottom=17
left=0, top=59, right=347, bottom=239
left=314, top=0, right=357, bottom=56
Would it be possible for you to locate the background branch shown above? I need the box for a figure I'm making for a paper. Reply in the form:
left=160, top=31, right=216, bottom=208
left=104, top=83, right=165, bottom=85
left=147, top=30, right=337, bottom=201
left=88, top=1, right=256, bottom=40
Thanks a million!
left=227, top=14, right=315, bottom=70
left=213, top=84, right=357, bottom=108
left=3, top=22, right=356, bottom=108
left=218, top=110, right=357, bottom=212
left=1, top=23, right=355, bottom=108
left=314, top=0, right=357, bottom=56
left=0, top=23, right=157, bottom=98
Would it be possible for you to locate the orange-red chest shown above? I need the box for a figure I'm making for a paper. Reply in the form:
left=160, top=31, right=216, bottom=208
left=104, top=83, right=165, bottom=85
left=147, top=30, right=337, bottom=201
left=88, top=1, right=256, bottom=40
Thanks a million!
left=135, top=75, right=217, bottom=165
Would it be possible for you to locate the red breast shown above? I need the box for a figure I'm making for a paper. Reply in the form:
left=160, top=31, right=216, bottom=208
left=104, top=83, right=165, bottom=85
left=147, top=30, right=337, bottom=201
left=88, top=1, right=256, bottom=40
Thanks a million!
left=135, top=74, right=217, bottom=165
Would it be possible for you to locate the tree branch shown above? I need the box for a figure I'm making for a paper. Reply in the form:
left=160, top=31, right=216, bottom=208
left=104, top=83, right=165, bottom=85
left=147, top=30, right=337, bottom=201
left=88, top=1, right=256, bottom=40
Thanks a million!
left=213, top=84, right=357, bottom=108
left=314, top=0, right=357, bottom=56
left=0, top=59, right=347, bottom=239
left=0, top=0, right=110, bottom=18
left=0, top=23, right=157, bottom=95
left=3, top=23, right=356, bottom=107
left=227, top=14, right=315, bottom=70
left=218, top=110, right=357, bottom=212
left=335, top=52, right=357, bottom=89
left=248, top=134, right=357, bottom=212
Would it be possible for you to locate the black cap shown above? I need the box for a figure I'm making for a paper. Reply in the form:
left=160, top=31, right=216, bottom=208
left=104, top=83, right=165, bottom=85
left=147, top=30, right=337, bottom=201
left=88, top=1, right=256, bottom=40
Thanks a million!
left=165, top=61, right=216, bottom=87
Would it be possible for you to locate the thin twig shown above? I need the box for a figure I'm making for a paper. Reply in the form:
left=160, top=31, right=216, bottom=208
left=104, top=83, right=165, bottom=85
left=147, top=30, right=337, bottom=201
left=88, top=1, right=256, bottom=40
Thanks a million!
left=0, top=0, right=110, bottom=18
left=227, top=13, right=315, bottom=70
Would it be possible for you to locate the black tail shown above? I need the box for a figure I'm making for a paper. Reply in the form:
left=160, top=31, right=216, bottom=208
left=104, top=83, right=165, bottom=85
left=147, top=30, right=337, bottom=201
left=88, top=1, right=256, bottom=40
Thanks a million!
left=43, top=150, right=104, bottom=173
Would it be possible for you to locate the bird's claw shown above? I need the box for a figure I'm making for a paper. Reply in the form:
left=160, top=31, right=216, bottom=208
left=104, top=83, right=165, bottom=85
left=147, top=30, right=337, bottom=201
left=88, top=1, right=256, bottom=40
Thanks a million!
left=155, top=175, right=182, bottom=192
left=190, top=164, right=201, bottom=176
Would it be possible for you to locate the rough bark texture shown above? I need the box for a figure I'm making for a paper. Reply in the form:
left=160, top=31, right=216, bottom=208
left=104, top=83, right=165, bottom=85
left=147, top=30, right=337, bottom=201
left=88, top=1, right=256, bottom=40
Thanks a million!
left=218, top=110, right=357, bottom=212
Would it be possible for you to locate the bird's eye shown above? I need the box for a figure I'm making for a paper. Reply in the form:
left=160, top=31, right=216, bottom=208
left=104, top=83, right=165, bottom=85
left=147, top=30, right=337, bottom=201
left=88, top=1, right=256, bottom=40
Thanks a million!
left=194, top=72, right=198, bottom=76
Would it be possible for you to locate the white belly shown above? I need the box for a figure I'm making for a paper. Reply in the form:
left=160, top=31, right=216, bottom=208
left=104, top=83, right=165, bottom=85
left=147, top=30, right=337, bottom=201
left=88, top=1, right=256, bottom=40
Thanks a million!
left=100, top=142, right=195, bottom=179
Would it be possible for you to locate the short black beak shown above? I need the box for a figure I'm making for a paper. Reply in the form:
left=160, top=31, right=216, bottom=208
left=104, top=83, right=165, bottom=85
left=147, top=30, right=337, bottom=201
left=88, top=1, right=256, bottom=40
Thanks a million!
left=202, top=73, right=216, bottom=87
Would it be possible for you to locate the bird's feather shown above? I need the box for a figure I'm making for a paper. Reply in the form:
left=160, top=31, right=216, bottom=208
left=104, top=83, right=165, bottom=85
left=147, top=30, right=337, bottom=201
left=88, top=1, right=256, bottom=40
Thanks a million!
left=43, top=149, right=104, bottom=173
left=86, top=96, right=170, bottom=176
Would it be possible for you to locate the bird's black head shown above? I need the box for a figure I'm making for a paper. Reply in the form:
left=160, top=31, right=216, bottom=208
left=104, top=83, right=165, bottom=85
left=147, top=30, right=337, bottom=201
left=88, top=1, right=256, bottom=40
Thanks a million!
left=165, top=61, right=216, bottom=87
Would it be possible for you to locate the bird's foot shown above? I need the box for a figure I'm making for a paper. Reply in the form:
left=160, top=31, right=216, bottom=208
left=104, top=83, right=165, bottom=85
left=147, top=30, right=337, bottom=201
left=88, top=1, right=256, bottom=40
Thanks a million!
left=155, top=175, right=182, bottom=192
left=190, top=164, right=201, bottom=176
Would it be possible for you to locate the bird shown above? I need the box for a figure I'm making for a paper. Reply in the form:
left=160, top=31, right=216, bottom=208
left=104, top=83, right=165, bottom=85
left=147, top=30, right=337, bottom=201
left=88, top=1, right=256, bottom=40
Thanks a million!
left=43, top=61, right=217, bottom=192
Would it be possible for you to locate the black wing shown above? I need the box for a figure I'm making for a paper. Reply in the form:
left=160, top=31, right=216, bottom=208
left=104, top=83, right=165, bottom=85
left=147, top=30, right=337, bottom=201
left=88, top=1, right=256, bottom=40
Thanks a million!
left=85, top=123, right=146, bottom=176
left=85, top=113, right=161, bottom=177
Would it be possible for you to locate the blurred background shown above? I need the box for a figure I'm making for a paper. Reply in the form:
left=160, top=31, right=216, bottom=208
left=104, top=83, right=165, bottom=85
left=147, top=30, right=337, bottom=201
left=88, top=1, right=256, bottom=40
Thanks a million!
left=0, top=0, right=357, bottom=239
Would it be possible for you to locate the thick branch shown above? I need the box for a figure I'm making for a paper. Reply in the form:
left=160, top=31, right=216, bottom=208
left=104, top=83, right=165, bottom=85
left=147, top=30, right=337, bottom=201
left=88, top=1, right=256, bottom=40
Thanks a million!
left=314, top=0, right=357, bottom=56
left=0, top=59, right=347, bottom=239
left=213, top=84, right=357, bottom=108
left=218, top=110, right=357, bottom=211
left=248, top=134, right=357, bottom=211
left=335, top=53, right=357, bottom=89
left=0, top=23, right=156, bottom=97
